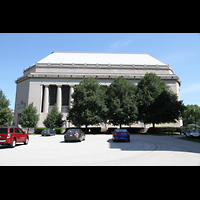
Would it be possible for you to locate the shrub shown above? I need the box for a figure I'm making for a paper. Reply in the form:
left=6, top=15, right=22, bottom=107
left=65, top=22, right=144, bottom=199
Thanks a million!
left=54, top=128, right=63, bottom=134
left=147, top=126, right=180, bottom=134
left=34, top=127, right=46, bottom=134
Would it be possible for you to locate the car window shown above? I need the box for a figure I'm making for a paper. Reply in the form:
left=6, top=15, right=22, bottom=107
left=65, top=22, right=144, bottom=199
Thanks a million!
left=115, top=129, right=127, bottom=133
left=15, top=128, right=20, bottom=133
left=0, top=128, right=8, bottom=133
left=67, top=129, right=79, bottom=133
left=10, top=128, right=13, bottom=133
left=19, top=129, right=24, bottom=133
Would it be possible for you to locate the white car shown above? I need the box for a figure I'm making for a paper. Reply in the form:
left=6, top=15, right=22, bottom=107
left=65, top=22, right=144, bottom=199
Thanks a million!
left=181, top=124, right=200, bottom=138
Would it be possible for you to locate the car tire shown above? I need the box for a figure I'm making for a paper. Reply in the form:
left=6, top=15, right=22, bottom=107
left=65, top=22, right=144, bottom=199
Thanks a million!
left=24, top=137, right=29, bottom=145
left=10, top=138, right=16, bottom=148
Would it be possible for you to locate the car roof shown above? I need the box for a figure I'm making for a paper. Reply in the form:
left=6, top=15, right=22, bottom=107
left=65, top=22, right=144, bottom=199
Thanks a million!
left=0, top=126, right=21, bottom=128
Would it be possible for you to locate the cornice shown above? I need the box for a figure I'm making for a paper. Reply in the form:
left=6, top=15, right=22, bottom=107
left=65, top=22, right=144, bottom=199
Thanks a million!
left=15, top=73, right=181, bottom=86
left=24, top=62, right=171, bottom=71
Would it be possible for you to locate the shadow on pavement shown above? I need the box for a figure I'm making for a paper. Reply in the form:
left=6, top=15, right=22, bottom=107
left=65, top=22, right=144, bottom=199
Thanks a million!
left=107, top=135, right=200, bottom=154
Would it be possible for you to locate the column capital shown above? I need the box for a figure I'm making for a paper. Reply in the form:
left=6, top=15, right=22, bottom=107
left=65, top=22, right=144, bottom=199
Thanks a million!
left=44, top=84, right=49, bottom=87
left=56, top=84, right=62, bottom=87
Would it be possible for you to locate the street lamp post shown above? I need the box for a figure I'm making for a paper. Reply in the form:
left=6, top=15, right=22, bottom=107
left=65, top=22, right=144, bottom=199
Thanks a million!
left=194, top=109, right=196, bottom=129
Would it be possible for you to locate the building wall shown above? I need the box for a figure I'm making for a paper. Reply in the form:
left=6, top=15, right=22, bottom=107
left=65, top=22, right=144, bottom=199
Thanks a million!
left=14, top=77, right=181, bottom=128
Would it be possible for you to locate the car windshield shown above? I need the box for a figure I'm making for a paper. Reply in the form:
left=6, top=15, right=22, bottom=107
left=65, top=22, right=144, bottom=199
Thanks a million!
left=0, top=128, right=8, bottom=133
left=115, top=129, right=127, bottom=133
left=67, top=129, right=79, bottom=133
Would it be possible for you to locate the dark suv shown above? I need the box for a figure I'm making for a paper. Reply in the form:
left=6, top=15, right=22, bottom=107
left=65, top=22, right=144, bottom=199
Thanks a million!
left=0, top=126, right=29, bottom=148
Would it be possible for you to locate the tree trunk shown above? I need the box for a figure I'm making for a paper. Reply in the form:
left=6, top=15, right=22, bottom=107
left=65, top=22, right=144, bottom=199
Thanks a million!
left=153, top=123, right=155, bottom=133
left=86, top=125, right=88, bottom=134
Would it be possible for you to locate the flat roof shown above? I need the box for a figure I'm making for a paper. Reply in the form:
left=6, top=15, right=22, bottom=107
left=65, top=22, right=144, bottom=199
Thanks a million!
left=37, top=52, right=166, bottom=65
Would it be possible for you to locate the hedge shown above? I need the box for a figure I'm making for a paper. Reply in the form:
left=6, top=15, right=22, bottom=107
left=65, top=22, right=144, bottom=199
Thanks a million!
left=147, top=127, right=181, bottom=134
left=34, top=127, right=63, bottom=134
left=34, top=127, right=46, bottom=134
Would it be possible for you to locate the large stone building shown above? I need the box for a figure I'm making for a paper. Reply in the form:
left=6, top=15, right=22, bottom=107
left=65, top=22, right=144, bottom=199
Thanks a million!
left=14, top=52, right=181, bottom=128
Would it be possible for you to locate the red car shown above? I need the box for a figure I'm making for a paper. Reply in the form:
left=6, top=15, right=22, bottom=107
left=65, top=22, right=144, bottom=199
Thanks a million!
left=0, top=126, right=29, bottom=148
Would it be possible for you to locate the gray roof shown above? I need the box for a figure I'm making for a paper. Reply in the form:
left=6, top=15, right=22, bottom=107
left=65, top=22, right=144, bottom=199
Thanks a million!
left=37, top=52, right=166, bottom=66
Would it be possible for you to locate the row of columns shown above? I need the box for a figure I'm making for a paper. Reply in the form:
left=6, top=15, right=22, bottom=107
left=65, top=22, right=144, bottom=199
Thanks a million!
left=43, top=84, right=74, bottom=113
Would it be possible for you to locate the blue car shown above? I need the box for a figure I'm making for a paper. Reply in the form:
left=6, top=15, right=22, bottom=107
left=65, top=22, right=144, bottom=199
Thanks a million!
left=112, top=129, right=130, bottom=142
left=41, top=128, right=56, bottom=136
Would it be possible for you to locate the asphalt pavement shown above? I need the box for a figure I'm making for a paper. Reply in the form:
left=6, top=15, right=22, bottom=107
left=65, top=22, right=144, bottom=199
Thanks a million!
left=0, top=134, right=199, bottom=166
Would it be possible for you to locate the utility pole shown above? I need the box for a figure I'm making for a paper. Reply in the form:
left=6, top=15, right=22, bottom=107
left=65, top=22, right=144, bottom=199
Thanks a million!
left=194, top=109, right=196, bottom=129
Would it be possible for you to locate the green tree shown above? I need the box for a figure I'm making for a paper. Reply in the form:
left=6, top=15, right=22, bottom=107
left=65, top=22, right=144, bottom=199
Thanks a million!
left=150, top=90, right=185, bottom=126
left=19, top=103, right=39, bottom=133
left=136, top=73, right=170, bottom=127
left=43, top=104, right=63, bottom=129
left=136, top=73, right=184, bottom=128
left=0, top=89, right=14, bottom=126
left=106, top=76, right=138, bottom=128
left=182, top=104, right=200, bottom=126
left=67, top=77, right=107, bottom=132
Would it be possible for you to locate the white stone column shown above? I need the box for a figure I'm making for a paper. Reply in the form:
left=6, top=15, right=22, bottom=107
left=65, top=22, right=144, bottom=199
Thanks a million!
left=56, top=84, right=62, bottom=112
left=43, top=84, right=49, bottom=113
left=69, top=85, right=74, bottom=108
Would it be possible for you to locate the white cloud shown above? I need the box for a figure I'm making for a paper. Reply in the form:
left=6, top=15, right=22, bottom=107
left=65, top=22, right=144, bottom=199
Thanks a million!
left=108, top=39, right=133, bottom=51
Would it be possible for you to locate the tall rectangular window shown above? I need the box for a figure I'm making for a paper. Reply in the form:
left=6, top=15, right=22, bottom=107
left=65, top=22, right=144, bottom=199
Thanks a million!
left=62, top=85, right=69, bottom=106
left=49, top=85, right=57, bottom=106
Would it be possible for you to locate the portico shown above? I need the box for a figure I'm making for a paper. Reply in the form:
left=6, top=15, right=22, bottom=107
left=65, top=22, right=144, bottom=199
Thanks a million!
left=14, top=52, right=182, bottom=128
left=41, top=84, right=74, bottom=113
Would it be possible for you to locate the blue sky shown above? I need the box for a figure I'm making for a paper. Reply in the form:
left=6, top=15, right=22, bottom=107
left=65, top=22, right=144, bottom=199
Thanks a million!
left=0, top=33, right=200, bottom=110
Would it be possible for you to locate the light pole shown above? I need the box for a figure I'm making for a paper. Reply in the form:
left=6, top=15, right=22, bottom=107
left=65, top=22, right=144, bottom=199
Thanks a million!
left=194, top=109, right=196, bottom=129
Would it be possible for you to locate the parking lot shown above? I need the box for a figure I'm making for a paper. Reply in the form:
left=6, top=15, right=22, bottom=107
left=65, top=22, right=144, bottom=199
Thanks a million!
left=0, top=134, right=200, bottom=166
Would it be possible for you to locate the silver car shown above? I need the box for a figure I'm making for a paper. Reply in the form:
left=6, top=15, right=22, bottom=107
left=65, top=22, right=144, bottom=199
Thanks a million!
left=64, top=129, right=85, bottom=142
left=181, top=124, right=200, bottom=138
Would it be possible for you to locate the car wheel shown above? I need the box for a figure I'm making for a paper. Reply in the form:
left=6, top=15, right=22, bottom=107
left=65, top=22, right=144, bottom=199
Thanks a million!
left=24, top=137, right=29, bottom=145
left=10, top=138, right=16, bottom=148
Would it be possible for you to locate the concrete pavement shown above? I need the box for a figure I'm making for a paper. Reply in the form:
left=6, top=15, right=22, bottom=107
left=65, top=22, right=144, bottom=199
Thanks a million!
left=0, top=134, right=199, bottom=166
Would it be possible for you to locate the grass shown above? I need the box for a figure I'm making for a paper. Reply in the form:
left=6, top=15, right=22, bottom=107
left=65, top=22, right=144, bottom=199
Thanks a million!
left=147, top=132, right=180, bottom=136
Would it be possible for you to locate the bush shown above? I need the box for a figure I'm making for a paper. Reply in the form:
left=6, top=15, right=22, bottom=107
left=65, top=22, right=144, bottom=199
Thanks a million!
left=147, top=127, right=180, bottom=134
left=54, top=128, right=63, bottom=134
left=34, top=127, right=63, bottom=134
left=34, top=127, right=46, bottom=134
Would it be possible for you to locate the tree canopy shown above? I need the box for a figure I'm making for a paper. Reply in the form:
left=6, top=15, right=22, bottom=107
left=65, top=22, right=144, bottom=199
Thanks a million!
left=136, top=73, right=185, bottom=127
left=67, top=77, right=107, bottom=130
left=19, top=102, right=39, bottom=133
left=0, top=89, right=14, bottom=126
left=67, top=74, right=184, bottom=129
left=182, top=104, right=200, bottom=126
left=43, top=104, right=63, bottom=129
left=106, top=76, right=138, bottom=128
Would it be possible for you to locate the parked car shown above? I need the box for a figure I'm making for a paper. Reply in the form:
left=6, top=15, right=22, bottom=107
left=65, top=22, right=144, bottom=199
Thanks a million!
left=0, top=126, right=29, bottom=148
left=64, top=129, right=85, bottom=142
left=41, top=128, right=56, bottom=136
left=112, top=129, right=130, bottom=142
left=181, top=124, right=200, bottom=138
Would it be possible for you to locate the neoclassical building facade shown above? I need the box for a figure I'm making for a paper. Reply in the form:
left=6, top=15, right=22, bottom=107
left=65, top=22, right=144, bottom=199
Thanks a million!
left=14, top=52, right=181, bottom=128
